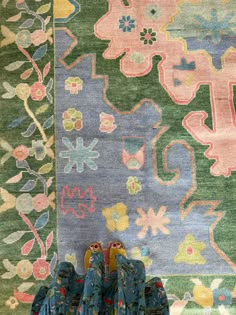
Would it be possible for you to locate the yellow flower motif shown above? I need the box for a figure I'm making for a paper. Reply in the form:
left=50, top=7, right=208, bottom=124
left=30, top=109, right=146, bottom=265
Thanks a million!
left=5, top=296, right=19, bottom=310
left=63, top=108, right=83, bottom=132
left=16, top=259, right=33, bottom=280
left=65, top=253, right=77, bottom=268
left=102, top=202, right=129, bottom=232
left=131, top=246, right=153, bottom=268
left=175, top=234, right=206, bottom=265
left=193, top=285, right=214, bottom=308
left=15, top=83, right=30, bottom=100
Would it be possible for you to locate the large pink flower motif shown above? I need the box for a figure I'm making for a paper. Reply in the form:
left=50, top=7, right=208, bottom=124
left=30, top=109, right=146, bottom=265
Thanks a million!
left=12, top=145, right=29, bottom=161
left=31, top=82, right=46, bottom=101
left=33, top=258, right=50, bottom=280
left=31, top=30, right=47, bottom=46
left=32, top=193, right=49, bottom=212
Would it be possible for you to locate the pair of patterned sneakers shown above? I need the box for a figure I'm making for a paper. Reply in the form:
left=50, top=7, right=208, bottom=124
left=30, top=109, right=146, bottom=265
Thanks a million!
left=84, top=241, right=127, bottom=274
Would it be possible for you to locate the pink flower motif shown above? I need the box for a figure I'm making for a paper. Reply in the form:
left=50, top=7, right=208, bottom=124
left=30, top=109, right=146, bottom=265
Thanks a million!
left=12, top=145, right=29, bottom=161
left=32, top=193, right=49, bottom=212
left=99, top=112, right=117, bottom=133
left=31, top=82, right=46, bottom=101
left=31, top=30, right=47, bottom=46
left=33, top=258, right=50, bottom=280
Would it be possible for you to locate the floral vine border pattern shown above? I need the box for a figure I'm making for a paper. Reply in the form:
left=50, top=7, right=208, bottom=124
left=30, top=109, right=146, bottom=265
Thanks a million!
left=0, top=0, right=55, bottom=311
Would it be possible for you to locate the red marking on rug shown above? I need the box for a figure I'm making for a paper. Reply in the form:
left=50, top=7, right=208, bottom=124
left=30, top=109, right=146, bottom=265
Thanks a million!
left=61, top=186, right=96, bottom=219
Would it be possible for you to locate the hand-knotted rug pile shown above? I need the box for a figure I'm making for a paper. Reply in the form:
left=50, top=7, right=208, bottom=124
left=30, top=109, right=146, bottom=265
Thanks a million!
left=0, top=0, right=236, bottom=314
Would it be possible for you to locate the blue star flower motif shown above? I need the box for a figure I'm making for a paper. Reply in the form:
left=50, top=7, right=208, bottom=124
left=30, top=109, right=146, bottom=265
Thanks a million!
left=119, top=16, right=135, bottom=32
left=195, top=9, right=236, bottom=44
left=213, top=288, right=232, bottom=306
left=59, top=137, right=100, bottom=173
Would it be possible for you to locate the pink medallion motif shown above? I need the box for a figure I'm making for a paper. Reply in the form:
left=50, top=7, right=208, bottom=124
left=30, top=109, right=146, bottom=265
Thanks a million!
left=95, top=0, right=236, bottom=176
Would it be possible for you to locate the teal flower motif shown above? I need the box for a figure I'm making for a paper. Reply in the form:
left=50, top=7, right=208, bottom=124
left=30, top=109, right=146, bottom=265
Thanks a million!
left=166, top=1, right=236, bottom=69
left=119, top=16, right=135, bottom=32
left=213, top=288, right=232, bottom=306
left=195, top=9, right=236, bottom=44
left=59, top=137, right=100, bottom=173
left=29, top=140, right=46, bottom=161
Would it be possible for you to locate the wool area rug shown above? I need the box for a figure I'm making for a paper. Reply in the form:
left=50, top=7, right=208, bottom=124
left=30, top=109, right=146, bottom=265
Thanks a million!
left=0, top=0, right=236, bottom=314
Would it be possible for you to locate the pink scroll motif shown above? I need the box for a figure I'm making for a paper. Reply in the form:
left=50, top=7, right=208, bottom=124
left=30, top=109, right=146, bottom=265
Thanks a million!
left=61, top=186, right=96, bottom=218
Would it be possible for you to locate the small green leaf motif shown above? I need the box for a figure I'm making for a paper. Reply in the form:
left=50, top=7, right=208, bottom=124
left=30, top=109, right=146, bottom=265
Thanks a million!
left=2, top=0, right=10, bottom=8
left=36, top=3, right=51, bottom=14
left=38, top=162, right=53, bottom=174
left=2, top=81, right=15, bottom=99
left=36, top=103, right=49, bottom=115
left=17, top=282, right=34, bottom=293
left=1, top=152, right=11, bottom=165
left=1, top=259, right=16, bottom=279
left=3, top=231, right=26, bottom=244
left=5, top=61, right=25, bottom=71
left=1, top=271, right=15, bottom=279
left=0, top=138, right=13, bottom=151
left=2, top=258, right=15, bottom=272
left=3, top=82, right=14, bottom=92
